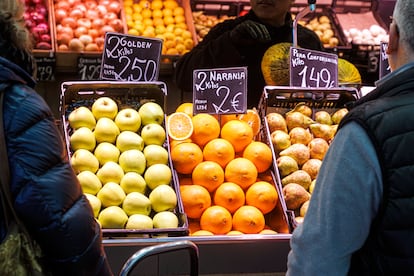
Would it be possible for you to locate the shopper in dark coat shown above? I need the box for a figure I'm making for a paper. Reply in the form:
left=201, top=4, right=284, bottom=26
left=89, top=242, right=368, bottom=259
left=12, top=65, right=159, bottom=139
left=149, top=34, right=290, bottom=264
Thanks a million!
left=174, top=0, right=323, bottom=108
left=0, top=1, right=113, bottom=275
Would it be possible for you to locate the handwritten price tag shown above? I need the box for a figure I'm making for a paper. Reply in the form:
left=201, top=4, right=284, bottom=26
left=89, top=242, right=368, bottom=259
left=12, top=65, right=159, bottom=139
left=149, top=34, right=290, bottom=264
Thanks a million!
left=379, top=42, right=391, bottom=79
left=290, top=47, right=338, bottom=88
left=100, top=32, right=162, bottom=81
left=35, top=56, right=55, bottom=81
left=193, top=67, right=247, bottom=115
left=78, top=57, right=101, bottom=80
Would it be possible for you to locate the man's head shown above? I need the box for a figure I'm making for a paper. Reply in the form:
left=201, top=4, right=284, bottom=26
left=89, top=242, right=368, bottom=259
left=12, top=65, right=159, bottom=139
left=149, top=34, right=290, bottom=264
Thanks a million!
left=250, top=0, right=294, bottom=27
left=387, top=0, right=414, bottom=70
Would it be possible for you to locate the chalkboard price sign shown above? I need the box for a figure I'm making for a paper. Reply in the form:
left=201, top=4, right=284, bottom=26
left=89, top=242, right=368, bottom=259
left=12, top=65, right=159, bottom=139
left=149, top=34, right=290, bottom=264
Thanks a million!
left=35, top=56, right=55, bottom=81
left=78, top=56, right=102, bottom=80
left=100, top=32, right=162, bottom=81
left=193, top=67, right=247, bottom=115
left=290, top=47, right=338, bottom=88
left=379, top=42, right=391, bottom=79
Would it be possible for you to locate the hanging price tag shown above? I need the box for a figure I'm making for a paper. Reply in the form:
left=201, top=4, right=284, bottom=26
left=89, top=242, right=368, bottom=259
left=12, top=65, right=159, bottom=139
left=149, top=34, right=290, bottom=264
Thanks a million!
left=193, top=67, right=247, bottom=115
left=100, top=32, right=162, bottom=81
left=290, top=47, right=338, bottom=88
left=35, top=56, right=55, bottom=81
left=78, top=56, right=102, bottom=80
left=379, top=42, right=391, bottom=79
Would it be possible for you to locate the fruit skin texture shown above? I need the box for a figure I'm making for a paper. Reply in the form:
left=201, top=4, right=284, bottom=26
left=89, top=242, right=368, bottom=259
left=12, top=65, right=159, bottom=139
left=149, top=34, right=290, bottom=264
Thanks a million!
left=180, top=184, right=212, bottom=219
left=144, top=163, right=172, bottom=190
left=261, top=42, right=292, bottom=86
left=232, top=205, right=265, bottom=234
left=149, top=184, right=177, bottom=212
left=152, top=211, right=179, bottom=228
left=220, top=120, right=253, bottom=153
left=68, top=106, right=96, bottom=130
left=71, top=148, right=99, bottom=174
left=224, top=157, right=258, bottom=190
left=94, top=117, right=120, bottom=144
left=70, top=127, right=96, bottom=151
left=191, top=161, right=224, bottom=193
left=98, top=206, right=128, bottom=229
left=202, top=138, right=235, bottom=169
left=170, top=142, right=203, bottom=174
left=213, top=182, right=245, bottom=214
left=191, top=113, right=220, bottom=147
left=245, top=181, right=278, bottom=215
left=140, top=123, right=166, bottom=146
left=115, top=107, right=141, bottom=132
left=242, top=141, right=273, bottom=173
left=92, top=96, right=118, bottom=120
left=138, top=102, right=165, bottom=125
left=200, top=205, right=233, bottom=235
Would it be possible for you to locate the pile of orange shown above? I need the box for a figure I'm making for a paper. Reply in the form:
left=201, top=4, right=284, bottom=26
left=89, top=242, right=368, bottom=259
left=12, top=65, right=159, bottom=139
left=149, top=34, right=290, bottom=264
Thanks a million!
left=168, top=103, right=280, bottom=235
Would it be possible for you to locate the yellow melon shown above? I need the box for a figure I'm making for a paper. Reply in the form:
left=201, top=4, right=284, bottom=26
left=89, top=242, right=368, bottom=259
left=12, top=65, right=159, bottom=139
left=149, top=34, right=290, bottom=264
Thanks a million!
left=338, top=58, right=361, bottom=85
left=261, top=42, right=292, bottom=86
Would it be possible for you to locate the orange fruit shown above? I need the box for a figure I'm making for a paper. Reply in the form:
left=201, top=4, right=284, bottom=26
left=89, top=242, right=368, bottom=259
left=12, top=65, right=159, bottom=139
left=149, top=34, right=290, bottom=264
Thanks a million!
left=192, top=161, right=224, bottom=193
left=224, top=157, right=258, bottom=190
left=200, top=205, right=233, bottom=235
left=180, top=184, right=211, bottom=219
left=245, top=181, right=278, bottom=214
left=213, top=182, right=245, bottom=214
left=232, top=205, right=265, bottom=234
left=170, top=142, right=203, bottom=174
left=178, top=175, right=193, bottom=186
left=237, top=108, right=261, bottom=136
left=218, top=113, right=237, bottom=127
left=176, top=102, right=194, bottom=117
left=221, top=120, right=253, bottom=153
left=191, top=113, right=221, bottom=147
left=202, top=138, right=235, bottom=168
left=167, top=112, right=193, bottom=141
left=169, top=138, right=192, bottom=150
left=188, top=219, right=201, bottom=234
left=242, top=141, right=273, bottom=173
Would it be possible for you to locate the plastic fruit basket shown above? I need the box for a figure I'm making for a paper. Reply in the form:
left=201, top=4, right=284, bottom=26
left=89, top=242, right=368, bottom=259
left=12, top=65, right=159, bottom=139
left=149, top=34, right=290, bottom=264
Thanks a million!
left=60, top=80, right=189, bottom=238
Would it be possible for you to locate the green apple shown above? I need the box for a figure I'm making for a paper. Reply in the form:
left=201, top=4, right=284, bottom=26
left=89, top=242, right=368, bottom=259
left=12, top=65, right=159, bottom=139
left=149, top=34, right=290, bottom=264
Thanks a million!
left=77, top=170, right=102, bottom=195
left=144, top=164, right=172, bottom=190
left=122, top=192, right=152, bottom=216
left=120, top=172, right=147, bottom=194
left=143, top=145, right=169, bottom=167
left=96, top=161, right=125, bottom=184
left=71, top=149, right=99, bottom=174
left=116, top=131, right=145, bottom=152
left=152, top=211, right=179, bottom=228
left=98, top=206, right=128, bottom=229
left=138, top=102, right=164, bottom=125
left=68, top=106, right=96, bottom=130
left=94, top=142, right=120, bottom=166
left=126, top=214, right=153, bottom=230
left=149, top=184, right=177, bottom=212
left=84, top=193, right=102, bottom=218
left=91, top=96, right=118, bottom=120
left=115, top=108, right=141, bottom=132
left=97, top=182, right=126, bottom=207
left=70, top=127, right=96, bottom=152
left=140, top=123, right=166, bottom=146
left=118, top=149, right=146, bottom=174
left=94, top=117, right=120, bottom=144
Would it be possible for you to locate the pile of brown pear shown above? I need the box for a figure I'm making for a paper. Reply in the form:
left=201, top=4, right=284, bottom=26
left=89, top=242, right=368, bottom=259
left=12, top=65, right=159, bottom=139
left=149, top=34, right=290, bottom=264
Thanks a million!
left=266, top=103, right=348, bottom=224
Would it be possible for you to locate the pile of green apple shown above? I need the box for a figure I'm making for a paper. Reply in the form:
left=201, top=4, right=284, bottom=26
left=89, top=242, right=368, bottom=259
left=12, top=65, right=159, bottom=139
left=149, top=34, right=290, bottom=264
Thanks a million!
left=67, top=97, right=180, bottom=230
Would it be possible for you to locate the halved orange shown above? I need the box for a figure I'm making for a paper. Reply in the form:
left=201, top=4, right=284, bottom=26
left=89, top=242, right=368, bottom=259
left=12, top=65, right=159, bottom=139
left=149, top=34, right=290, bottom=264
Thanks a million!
left=167, top=112, right=193, bottom=141
left=237, top=108, right=261, bottom=136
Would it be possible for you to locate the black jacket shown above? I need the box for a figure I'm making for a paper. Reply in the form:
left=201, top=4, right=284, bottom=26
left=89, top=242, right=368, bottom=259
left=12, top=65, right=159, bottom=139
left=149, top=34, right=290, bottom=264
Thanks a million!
left=340, top=62, right=414, bottom=275
left=0, top=56, right=113, bottom=275
left=174, top=10, right=323, bottom=108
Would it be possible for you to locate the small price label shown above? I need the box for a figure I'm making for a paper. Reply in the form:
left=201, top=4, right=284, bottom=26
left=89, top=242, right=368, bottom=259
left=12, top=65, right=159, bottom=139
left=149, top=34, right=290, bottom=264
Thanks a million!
left=35, top=56, right=55, bottom=81
left=100, top=32, right=162, bottom=81
left=290, top=47, right=338, bottom=88
left=379, top=42, right=391, bottom=79
left=193, top=67, right=247, bottom=115
left=78, top=57, right=102, bottom=80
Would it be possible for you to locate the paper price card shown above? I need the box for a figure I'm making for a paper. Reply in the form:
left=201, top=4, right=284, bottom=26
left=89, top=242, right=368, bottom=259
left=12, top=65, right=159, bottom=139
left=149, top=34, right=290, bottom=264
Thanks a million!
left=100, top=32, right=162, bottom=81
left=379, top=42, right=391, bottom=79
left=193, top=67, right=247, bottom=115
left=78, top=57, right=102, bottom=80
left=290, top=47, right=338, bottom=88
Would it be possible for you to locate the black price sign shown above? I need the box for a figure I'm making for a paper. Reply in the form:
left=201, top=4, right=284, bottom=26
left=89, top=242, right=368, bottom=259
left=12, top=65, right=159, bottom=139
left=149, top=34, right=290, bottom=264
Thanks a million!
left=100, top=32, right=162, bottom=81
left=193, top=67, right=247, bottom=115
left=78, top=57, right=102, bottom=80
left=290, top=47, right=338, bottom=88
left=379, top=42, right=391, bottom=79
left=35, top=56, right=55, bottom=81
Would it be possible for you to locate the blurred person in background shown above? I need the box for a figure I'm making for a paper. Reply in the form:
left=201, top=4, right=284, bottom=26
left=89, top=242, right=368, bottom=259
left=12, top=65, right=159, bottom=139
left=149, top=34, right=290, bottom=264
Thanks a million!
left=287, top=0, right=414, bottom=274
left=174, top=0, right=323, bottom=108
left=0, top=0, right=113, bottom=275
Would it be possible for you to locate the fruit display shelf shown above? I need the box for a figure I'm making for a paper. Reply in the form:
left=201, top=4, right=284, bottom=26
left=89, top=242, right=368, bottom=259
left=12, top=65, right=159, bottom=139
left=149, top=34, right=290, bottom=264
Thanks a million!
left=60, top=80, right=189, bottom=238
left=258, top=86, right=360, bottom=230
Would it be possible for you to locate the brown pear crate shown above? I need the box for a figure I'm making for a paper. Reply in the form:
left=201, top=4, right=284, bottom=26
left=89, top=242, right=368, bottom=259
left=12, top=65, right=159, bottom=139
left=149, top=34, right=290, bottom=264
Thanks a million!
left=60, top=80, right=189, bottom=238
left=257, top=86, right=359, bottom=230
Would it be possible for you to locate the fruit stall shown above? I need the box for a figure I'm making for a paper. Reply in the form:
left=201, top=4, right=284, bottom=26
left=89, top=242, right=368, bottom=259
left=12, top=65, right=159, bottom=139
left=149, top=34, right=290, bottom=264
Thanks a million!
left=24, top=0, right=395, bottom=274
